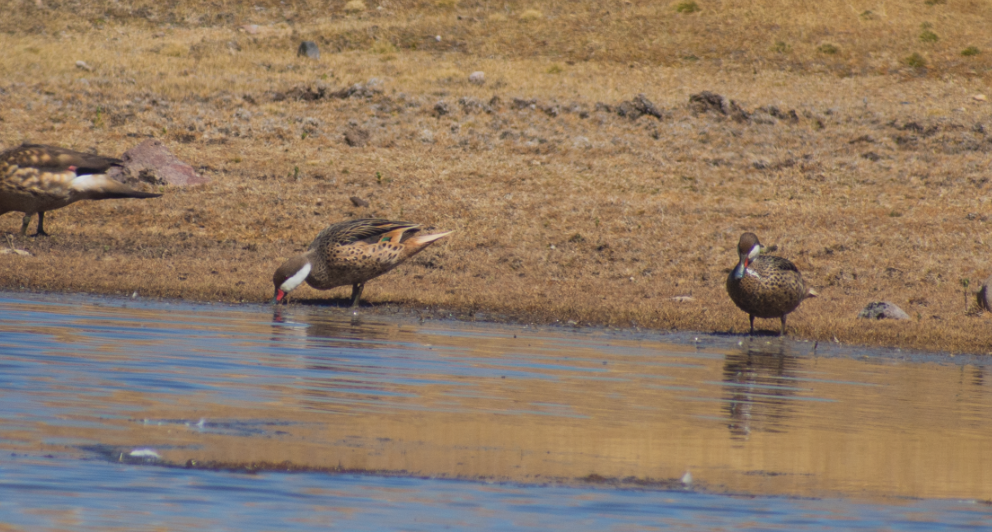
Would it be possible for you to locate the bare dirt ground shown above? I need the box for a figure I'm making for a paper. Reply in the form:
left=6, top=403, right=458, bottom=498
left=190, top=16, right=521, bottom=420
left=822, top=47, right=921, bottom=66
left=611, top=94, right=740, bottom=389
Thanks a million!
left=1, top=0, right=991, bottom=353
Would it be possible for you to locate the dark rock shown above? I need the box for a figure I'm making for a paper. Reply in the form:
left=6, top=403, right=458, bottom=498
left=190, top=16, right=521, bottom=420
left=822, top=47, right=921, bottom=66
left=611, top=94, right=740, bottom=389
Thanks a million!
left=616, top=93, right=663, bottom=120
left=297, top=41, right=320, bottom=59
left=109, top=139, right=207, bottom=186
left=758, top=105, right=799, bottom=124
left=511, top=98, right=537, bottom=110
left=433, top=101, right=450, bottom=117
left=857, top=301, right=911, bottom=320
left=344, top=126, right=370, bottom=147
left=689, top=91, right=726, bottom=114
left=689, top=91, right=750, bottom=122
left=276, top=79, right=383, bottom=102
left=459, top=97, right=483, bottom=114
left=349, top=196, right=369, bottom=208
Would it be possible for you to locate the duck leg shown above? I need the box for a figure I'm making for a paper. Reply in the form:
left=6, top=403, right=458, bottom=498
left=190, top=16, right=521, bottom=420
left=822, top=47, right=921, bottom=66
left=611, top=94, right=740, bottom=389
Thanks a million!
left=19, top=214, right=32, bottom=236
left=779, top=315, right=787, bottom=336
left=748, top=314, right=755, bottom=335
left=349, top=283, right=365, bottom=308
left=34, top=212, right=49, bottom=237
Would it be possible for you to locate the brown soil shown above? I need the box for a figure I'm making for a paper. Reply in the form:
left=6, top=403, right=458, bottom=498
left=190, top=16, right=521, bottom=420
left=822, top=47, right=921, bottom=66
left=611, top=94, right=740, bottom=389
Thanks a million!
left=1, top=1, right=991, bottom=353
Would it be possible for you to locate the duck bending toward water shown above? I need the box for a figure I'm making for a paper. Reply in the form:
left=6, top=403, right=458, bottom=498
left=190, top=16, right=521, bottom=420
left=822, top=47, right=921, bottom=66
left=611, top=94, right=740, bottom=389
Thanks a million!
left=0, top=143, right=161, bottom=236
left=726, top=232, right=816, bottom=335
left=272, top=218, right=453, bottom=307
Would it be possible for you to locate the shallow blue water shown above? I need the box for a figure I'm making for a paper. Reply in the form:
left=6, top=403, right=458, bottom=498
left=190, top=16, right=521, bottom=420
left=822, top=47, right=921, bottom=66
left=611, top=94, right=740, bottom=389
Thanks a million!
left=2, top=454, right=988, bottom=531
left=1, top=292, right=990, bottom=531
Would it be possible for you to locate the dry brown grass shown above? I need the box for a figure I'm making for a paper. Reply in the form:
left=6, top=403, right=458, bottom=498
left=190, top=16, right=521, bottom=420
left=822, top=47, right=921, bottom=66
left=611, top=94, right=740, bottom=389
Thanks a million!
left=1, top=0, right=992, bottom=353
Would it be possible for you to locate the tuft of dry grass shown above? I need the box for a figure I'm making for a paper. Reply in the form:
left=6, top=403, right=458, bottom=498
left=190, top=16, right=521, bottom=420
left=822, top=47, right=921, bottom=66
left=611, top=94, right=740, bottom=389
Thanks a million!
left=1, top=1, right=992, bottom=354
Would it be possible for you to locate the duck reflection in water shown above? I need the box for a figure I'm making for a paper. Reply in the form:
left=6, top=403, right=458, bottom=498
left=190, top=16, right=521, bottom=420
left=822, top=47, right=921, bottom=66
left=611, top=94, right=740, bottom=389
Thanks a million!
left=270, top=306, right=400, bottom=350
left=722, top=338, right=805, bottom=440
left=268, top=307, right=414, bottom=412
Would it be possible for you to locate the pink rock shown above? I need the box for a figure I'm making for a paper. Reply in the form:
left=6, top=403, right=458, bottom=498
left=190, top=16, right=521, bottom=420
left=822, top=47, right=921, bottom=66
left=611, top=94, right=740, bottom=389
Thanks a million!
left=109, top=139, right=207, bottom=187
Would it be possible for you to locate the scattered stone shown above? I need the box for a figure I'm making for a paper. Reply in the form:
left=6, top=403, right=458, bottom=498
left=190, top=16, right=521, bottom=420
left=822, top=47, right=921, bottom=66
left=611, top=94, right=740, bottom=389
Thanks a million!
left=343, top=126, right=370, bottom=147
left=349, top=196, right=369, bottom=207
left=857, top=301, right=911, bottom=320
left=433, top=101, right=450, bottom=117
left=615, top=94, right=663, bottom=120
left=109, top=139, right=207, bottom=186
left=468, top=71, right=485, bottom=85
left=973, top=94, right=987, bottom=103
left=0, top=248, right=30, bottom=256
left=670, top=296, right=694, bottom=303
left=297, top=41, right=320, bottom=59
left=688, top=91, right=750, bottom=122
left=511, top=97, right=537, bottom=110
left=275, top=79, right=383, bottom=102
left=458, top=96, right=484, bottom=114
left=75, top=60, right=93, bottom=72
left=977, top=274, right=992, bottom=312
left=757, top=105, right=799, bottom=124
left=239, top=24, right=260, bottom=35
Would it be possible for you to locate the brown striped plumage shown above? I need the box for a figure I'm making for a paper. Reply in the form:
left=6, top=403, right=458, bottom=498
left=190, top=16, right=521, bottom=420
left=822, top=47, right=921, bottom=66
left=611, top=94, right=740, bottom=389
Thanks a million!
left=0, top=143, right=161, bottom=236
left=272, top=218, right=453, bottom=307
left=726, top=232, right=815, bottom=335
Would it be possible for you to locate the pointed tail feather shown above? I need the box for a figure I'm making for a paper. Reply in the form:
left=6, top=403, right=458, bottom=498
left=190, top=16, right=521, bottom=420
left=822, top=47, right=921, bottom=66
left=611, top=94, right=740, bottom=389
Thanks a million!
left=402, top=230, right=452, bottom=256
left=407, top=230, right=453, bottom=247
left=70, top=174, right=162, bottom=200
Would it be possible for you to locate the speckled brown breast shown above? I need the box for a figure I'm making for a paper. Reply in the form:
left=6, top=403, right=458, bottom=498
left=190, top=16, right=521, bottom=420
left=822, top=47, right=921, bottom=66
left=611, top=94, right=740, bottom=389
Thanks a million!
left=306, top=239, right=410, bottom=290
left=726, top=255, right=807, bottom=318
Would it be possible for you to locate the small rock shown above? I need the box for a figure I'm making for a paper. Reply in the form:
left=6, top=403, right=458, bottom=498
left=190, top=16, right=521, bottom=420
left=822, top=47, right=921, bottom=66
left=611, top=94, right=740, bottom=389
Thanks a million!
left=343, top=126, right=370, bottom=147
left=977, top=274, right=992, bottom=312
left=857, top=301, right=911, bottom=320
left=433, top=101, right=450, bottom=117
left=109, top=139, right=207, bottom=186
left=349, top=196, right=369, bottom=207
left=973, top=94, right=987, bottom=103
left=670, top=296, right=694, bottom=302
left=297, top=41, right=320, bottom=59
left=239, top=24, right=260, bottom=35
left=75, top=60, right=93, bottom=71
left=468, top=71, right=486, bottom=85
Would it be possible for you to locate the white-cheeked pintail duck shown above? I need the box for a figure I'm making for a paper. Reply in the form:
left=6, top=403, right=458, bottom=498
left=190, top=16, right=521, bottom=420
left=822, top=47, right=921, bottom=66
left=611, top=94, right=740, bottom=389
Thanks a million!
left=0, top=143, right=161, bottom=236
left=272, top=218, right=453, bottom=307
left=726, top=232, right=816, bottom=335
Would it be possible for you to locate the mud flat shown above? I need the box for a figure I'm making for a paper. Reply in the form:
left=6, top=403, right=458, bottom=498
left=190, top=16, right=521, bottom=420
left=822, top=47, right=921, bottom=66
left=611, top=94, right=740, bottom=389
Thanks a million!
left=1, top=1, right=991, bottom=353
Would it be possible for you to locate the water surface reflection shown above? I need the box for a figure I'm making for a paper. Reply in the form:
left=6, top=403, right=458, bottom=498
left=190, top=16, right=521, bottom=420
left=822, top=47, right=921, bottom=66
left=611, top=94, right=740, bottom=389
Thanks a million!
left=2, top=293, right=992, bottom=528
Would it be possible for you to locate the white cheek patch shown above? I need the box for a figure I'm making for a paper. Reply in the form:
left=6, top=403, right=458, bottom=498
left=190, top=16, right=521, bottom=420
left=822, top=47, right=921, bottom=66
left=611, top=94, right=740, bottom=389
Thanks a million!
left=747, top=244, right=761, bottom=261
left=280, top=263, right=311, bottom=292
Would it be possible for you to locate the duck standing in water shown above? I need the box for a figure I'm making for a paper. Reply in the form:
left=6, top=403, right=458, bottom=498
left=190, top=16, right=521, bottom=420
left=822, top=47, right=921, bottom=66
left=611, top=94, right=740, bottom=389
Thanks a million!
left=726, top=232, right=815, bottom=335
left=0, top=143, right=161, bottom=236
left=272, top=218, right=452, bottom=307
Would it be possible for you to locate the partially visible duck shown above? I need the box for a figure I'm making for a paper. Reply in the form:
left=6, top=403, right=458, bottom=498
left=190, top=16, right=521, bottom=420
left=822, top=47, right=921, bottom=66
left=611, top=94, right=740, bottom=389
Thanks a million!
left=273, top=218, right=452, bottom=307
left=726, top=232, right=815, bottom=335
left=0, top=143, right=161, bottom=236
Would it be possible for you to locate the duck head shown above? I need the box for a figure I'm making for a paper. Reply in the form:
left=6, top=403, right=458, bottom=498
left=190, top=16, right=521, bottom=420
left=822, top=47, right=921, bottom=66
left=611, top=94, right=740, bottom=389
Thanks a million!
left=271, top=255, right=312, bottom=304
left=732, top=232, right=763, bottom=280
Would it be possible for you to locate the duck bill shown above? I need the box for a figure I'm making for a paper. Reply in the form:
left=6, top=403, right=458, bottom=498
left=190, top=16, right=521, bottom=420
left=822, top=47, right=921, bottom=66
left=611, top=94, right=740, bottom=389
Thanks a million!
left=272, top=289, right=286, bottom=305
left=732, top=259, right=748, bottom=280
